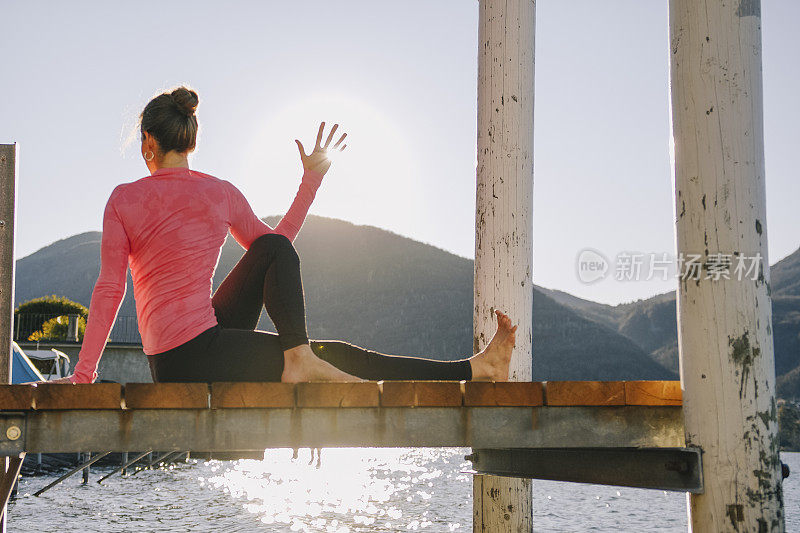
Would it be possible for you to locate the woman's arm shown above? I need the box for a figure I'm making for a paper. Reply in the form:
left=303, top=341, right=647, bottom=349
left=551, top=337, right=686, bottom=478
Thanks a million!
left=227, top=168, right=323, bottom=248
left=70, top=189, right=131, bottom=383
left=228, top=122, right=347, bottom=249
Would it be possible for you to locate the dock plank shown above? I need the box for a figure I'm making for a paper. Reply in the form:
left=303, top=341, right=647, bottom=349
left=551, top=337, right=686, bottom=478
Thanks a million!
left=124, top=383, right=209, bottom=409
left=0, top=384, right=36, bottom=410
left=546, top=381, right=625, bottom=406
left=381, top=381, right=463, bottom=407
left=464, top=382, right=543, bottom=406
left=33, top=383, right=122, bottom=409
left=211, top=382, right=295, bottom=408
left=625, top=381, right=682, bottom=406
left=297, top=382, right=380, bottom=407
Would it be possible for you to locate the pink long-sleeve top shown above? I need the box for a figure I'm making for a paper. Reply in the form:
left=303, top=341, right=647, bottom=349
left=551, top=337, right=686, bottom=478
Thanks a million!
left=70, top=166, right=323, bottom=383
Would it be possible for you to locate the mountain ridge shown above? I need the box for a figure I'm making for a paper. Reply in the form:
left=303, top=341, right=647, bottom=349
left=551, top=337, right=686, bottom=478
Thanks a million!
left=16, top=218, right=799, bottom=394
left=15, top=215, right=675, bottom=382
left=16, top=216, right=800, bottom=391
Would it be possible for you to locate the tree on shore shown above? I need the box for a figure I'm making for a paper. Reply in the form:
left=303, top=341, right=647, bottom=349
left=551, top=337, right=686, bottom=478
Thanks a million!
left=14, top=295, right=88, bottom=342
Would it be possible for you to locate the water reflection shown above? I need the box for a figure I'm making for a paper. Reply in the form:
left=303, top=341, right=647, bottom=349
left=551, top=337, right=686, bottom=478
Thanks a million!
left=9, top=450, right=798, bottom=532
left=202, top=448, right=469, bottom=532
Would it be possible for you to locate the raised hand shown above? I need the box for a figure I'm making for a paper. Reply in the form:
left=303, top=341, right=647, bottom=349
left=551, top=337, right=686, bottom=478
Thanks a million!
left=295, top=122, right=347, bottom=177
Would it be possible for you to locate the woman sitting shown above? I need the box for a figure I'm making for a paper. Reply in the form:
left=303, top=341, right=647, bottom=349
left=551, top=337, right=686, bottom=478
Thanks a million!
left=61, top=86, right=516, bottom=384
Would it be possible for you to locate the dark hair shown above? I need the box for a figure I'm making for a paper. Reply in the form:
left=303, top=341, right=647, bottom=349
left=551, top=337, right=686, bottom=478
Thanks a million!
left=140, top=86, right=199, bottom=154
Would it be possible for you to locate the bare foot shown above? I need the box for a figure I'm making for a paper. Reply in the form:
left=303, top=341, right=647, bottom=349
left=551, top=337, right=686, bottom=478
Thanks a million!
left=281, top=344, right=362, bottom=382
left=469, top=310, right=517, bottom=381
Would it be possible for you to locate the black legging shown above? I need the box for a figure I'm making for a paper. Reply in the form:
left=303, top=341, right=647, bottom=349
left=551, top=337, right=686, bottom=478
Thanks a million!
left=147, top=233, right=472, bottom=382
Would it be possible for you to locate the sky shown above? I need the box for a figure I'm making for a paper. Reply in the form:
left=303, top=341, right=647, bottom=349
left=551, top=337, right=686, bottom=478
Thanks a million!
left=1, top=0, right=798, bottom=306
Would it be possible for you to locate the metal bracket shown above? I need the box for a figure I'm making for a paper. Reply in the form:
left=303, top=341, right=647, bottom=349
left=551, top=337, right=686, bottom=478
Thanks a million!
left=466, top=447, right=703, bottom=493
left=0, top=412, right=26, bottom=455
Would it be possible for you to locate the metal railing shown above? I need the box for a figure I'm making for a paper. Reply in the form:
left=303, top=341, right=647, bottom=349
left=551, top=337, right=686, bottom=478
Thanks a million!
left=13, top=313, right=141, bottom=345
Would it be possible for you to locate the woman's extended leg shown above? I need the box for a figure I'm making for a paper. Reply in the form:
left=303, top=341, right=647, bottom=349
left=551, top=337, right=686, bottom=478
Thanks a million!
left=312, top=310, right=517, bottom=380
left=148, top=311, right=516, bottom=383
left=211, top=233, right=357, bottom=381
left=310, top=341, right=471, bottom=380
left=150, top=327, right=466, bottom=382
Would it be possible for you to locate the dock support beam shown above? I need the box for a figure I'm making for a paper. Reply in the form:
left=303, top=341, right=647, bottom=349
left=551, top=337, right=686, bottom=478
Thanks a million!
left=669, top=1, right=785, bottom=530
left=473, top=0, right=535, bottom=531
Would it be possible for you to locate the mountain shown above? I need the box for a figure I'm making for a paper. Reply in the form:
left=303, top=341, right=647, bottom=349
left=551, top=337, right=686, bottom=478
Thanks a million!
left=14, top=216, right=674, bottom=381
left=542, top=247, right=800, bottom=399
left=772, top=247, right=800, bottom=297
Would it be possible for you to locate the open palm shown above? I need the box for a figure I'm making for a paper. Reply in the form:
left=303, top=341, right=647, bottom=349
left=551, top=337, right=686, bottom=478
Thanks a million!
left=295, top=122, right=347, bottom=176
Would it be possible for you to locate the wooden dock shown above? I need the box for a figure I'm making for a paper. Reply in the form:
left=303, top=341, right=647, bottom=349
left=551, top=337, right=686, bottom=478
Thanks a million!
left=0, top=380, right=683, bottom=453
left=0, top=380, right=705, bottom=496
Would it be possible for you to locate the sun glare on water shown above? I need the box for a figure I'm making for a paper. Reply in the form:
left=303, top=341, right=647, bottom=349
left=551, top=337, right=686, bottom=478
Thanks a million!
left=198, top=447, right=470, bottom=532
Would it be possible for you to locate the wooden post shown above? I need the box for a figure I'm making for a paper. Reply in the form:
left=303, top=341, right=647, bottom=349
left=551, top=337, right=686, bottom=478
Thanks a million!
left=0, top=144, right=18, bottom=533
left=669, top=1, right=785, bottom=530
left=473, top=0, right=535, bottom=531
left=67, top=314, right=79, bottom=342
left=0, top=144, right=16, bottom=385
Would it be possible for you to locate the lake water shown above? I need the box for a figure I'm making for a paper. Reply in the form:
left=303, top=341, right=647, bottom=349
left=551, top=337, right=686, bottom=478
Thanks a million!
left=8, top=450, right=799, bottom=532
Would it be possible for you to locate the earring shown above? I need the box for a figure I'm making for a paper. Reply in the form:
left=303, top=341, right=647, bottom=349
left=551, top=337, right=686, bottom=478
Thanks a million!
left=144, top=151, right=155, bottom=162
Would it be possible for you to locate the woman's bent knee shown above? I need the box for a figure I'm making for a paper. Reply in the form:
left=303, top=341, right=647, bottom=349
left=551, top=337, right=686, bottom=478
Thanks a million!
left=249, top=233, right=298, bottom=259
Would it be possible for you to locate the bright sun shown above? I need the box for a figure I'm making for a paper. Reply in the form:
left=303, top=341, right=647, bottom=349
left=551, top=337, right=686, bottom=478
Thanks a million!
left=239, top=92, right=421, bottom=230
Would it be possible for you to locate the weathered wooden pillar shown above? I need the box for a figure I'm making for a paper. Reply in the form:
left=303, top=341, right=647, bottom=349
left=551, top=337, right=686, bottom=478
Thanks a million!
left=669, top=1, right=784, bottom=531
left=0, top=144, right=16, bottom=385
left=0, top=144, right=18, bottom=532
left=473, top=0, right=535, bottom=531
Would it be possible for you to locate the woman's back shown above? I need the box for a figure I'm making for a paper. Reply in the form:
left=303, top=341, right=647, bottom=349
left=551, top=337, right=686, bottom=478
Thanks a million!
left=71, top=162, right=323, bottom=383
left=116, top=167, right=231, bottom=354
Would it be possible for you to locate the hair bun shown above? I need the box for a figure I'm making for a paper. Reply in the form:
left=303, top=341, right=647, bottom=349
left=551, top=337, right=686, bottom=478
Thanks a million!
left=170, top=87, right=199, bottom=117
